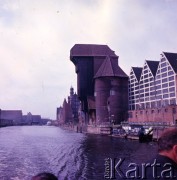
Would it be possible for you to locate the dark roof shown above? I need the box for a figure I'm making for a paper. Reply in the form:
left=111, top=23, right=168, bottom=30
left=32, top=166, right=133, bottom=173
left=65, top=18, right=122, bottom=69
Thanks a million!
left=132, top=67, right=143, bottom=81
left=94, top=56, right=128, bottom=78
left=146, top=60, right=159, bottom=76
left=163, top=52, right=177, bottom=73
left=70, top=44, right=117, bottom=58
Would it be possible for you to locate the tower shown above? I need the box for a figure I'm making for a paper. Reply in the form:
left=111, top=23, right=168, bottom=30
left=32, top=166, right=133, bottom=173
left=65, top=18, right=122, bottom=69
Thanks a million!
left=70, top=44, right=117, bottom=112
left=70, top=44, right=128, bottom=125
left=94, top=56, right=128, bottom=124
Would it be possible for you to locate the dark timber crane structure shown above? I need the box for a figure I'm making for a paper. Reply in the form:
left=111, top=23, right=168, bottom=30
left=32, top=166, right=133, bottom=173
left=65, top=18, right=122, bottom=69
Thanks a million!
left=70, top=44, right=128, bottom=125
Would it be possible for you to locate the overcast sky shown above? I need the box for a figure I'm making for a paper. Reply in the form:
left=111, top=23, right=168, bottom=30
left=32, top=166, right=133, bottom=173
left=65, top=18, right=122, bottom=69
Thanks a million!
left=0, top=0, right=177, bottom=119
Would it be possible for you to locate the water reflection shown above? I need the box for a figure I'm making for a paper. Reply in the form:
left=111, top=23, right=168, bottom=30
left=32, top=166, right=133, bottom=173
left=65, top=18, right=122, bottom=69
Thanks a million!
left=0, top=126, right=157, bottom=179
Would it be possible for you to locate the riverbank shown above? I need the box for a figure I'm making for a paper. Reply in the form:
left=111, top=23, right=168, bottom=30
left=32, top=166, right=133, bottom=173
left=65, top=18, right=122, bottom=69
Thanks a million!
left=59, top=124, right=176, bottom=142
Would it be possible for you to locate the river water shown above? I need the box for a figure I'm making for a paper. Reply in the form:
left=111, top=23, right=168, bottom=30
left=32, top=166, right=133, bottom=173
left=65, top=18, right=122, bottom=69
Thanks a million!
left=0, top=126, right=157, bottom=180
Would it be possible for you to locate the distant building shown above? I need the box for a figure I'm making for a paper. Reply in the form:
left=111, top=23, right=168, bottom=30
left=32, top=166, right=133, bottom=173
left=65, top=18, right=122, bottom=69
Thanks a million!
left=128, top=52, right=177, bottom=125
left=68, top=86, right=80, bottom=124
left=70, top=44, right=128, bottom=125
left=56, top=107, right=64, bottom=125
left=22, top=112, right=42, bottom=125
left=57, top=87, right=80, bottom=125
left=0, top=110, right=22, bottom=126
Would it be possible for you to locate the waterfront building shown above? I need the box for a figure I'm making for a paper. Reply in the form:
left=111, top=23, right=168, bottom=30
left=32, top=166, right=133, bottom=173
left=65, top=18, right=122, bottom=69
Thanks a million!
left=128, top=52, right=177, bottom=125
left=70, top=44, right=128, bottom=125
left=57, top=99, right=73, bottom=125
left=0, top=110, right=22, bottom=126
left=57, top=87, right=80, bottom=125
left=22, top=112, right=43, bottom=125
left=56, top=107, right=63, bottom=125
left=68, top=86, right=80, bottom=124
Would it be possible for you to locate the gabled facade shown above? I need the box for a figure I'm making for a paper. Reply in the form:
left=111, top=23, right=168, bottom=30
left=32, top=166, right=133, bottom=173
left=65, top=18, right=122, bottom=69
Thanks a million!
left=129, top=67, right=142, bottom=111
left=155, top=53, right=176, bottom=107
left=128, top=52, right=177, bottom=125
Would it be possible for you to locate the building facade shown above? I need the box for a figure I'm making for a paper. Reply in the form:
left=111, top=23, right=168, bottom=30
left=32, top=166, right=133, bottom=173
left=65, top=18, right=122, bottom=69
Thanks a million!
left=57, top=87, right=80, bottom=125
left=128, top=52, right=177, bottom=125
left=70, top=44, right=128, bottom=125
left=0, top=110, right=22, bottom=126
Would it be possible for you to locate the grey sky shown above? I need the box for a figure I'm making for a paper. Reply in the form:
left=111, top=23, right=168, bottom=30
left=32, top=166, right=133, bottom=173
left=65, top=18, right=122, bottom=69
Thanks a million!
left=0, top=0, right=177, bottom=119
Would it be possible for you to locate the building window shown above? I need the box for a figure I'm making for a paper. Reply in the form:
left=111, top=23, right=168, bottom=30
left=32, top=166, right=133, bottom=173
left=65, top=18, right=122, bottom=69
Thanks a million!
left=150, top=96, right=155, bottom=100
left=169, top=82, right=174, bottom=86
left=163, top=89, right=168, bottom=93
left=170, top=99, right=176, bottom=105
left=162, top=73, right=167, bottom=78
left=161, top=67, right=167, bottom=72
left=168, top=71, right=174, bottom=76
left=162, top=83, right=168, bottom=88
left=161, top=57, right=166, bottom=62
left=156, top=90, right=162, bottom=95
left=162, top=78, right=167, bottom=83
left=169, top=76, right=174, bottom=81
left=156, top=95, right=162, bottom=99
left=168, top=66, right=172, bottom=70
left=170, top=93, right=175, bottom=97
left=161, top=62, right=167, bottom=68
left=156, top=75, right=161, bottom=79
left=169, top=87, right=175, bottom=92
left=146, top=102, right=150, bottom=108
left=156, top=85, right=161, bottom=89
left=156, top=80, right=161, bottom=84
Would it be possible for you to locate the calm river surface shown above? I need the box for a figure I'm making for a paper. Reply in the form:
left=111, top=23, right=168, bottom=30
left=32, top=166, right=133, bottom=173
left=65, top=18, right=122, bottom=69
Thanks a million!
left=0, top=126, right=157, bottom=180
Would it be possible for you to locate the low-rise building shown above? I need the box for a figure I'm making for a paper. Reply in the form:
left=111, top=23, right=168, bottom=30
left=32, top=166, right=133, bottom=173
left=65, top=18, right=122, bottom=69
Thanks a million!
left=0, top=110, right=22, bottom=126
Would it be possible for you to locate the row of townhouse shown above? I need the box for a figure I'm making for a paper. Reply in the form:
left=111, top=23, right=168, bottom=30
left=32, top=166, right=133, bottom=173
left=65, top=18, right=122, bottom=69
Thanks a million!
left=128, top=52, right=177, bottom=125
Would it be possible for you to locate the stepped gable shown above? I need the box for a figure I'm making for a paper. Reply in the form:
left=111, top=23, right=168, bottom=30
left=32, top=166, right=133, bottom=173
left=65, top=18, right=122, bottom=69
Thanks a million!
left=94, top=56, right=128, bottom=78
left=146, top=60, right=159, bottom=76
left=163, top=52, right=177, bottom=73
left=132, top=67, right=143, bottom=81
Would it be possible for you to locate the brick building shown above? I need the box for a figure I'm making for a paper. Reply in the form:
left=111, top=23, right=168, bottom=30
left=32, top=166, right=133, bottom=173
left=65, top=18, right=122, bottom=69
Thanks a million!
left=70, top=44, right=128, bottom=125
left=128, top=52, right=177, bottom=125
left=57, top=87, right=80, bottom=125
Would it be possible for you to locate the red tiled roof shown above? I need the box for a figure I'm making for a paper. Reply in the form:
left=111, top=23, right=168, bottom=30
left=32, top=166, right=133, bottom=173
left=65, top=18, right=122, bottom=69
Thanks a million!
left=70, top=44, right=118, bottom=58
left=94, top=56, right=128, bottom=78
